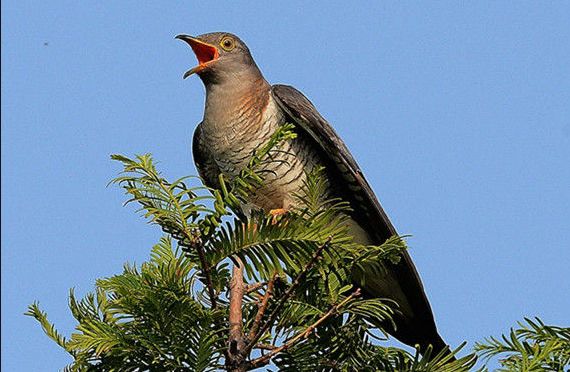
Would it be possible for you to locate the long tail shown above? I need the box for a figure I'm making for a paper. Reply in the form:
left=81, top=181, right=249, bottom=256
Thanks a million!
left=418, top=333, right=456, bottom=361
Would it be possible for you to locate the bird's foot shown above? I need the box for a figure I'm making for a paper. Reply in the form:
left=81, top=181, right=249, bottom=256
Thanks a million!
left=269, top=208, right=288, bottom=224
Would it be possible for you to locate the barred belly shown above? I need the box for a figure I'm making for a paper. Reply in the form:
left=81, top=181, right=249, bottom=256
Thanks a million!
left=198, top=89, right=373, bottom=246
left=201, top=96, right=321, bottom=211
left=250, top=134, right=321, bottom=212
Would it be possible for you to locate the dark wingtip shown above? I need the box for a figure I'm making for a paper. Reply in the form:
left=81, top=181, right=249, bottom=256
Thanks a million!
left=419, top=334, right=456, bottom=361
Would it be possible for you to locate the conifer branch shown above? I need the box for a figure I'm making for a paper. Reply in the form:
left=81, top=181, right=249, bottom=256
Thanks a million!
left=254, top=343, right=277, bottom=351
left=248, top=288, right=362, bottom=369
left=243, top=237, right=331, bottom=355
left=247, top=273, right=277, bottom=342
left=188, top=234, right=218, bottom=310
left=244, top=282, right=265, bottom=294
left=30, top=150, right=538, bottom=371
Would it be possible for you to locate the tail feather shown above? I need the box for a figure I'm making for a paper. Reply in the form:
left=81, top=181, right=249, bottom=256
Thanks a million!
left=418, top=333, right=455, bottom=360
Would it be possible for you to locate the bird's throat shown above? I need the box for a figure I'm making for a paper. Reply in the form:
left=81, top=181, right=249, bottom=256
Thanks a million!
left=202, top=76, right=271, bottom=135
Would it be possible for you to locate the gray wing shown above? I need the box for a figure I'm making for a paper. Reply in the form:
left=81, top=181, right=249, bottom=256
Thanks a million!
left=271, top=84, right=445, bottom=351
left=192, top=122, right=221, bottom=190
left=272, top=85, right=396, bottom=242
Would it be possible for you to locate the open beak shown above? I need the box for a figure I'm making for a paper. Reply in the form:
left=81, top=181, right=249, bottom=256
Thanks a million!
left=175, top=34, right=220, bottom=79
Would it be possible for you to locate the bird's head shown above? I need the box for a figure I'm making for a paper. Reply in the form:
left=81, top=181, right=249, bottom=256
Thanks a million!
left=176, top=32, right=259, bottom=84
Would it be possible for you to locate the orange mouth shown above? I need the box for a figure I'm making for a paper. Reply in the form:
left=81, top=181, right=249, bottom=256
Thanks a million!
left=175, top=34, right=220, bottom=78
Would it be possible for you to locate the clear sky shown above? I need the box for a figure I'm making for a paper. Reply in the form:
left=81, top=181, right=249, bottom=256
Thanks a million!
left=2, top=2, right=569, bottom=370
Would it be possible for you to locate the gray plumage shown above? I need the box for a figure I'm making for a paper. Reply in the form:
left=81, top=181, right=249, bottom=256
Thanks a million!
left=178, top=32, right=449, bottom=354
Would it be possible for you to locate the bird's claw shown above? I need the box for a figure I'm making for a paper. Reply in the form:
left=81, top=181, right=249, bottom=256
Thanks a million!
left=269, top=208, right=288, bottom=224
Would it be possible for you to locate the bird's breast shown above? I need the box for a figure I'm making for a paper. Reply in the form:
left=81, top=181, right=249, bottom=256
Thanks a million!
left=199, top=94, right=323, bottom=212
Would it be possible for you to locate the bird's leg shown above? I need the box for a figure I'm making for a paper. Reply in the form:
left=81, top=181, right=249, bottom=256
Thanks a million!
left=269, top=208, right=288, bottom=224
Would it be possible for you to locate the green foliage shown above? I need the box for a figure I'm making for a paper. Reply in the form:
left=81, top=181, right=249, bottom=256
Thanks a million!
left=26, top=237, right=223, bottom=371
left=27, top=125, right=567, bottom=371
left=474, top=318, right=570, bottom=371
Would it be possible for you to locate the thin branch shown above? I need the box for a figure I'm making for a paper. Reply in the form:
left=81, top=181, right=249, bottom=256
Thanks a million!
left=245, top=282, right=265, bottom=294
left=254, top=344, right=277, bottom=351
left=247, top=273, right=277, bottom=341
left=148, top=170, right=219, bottom=311
left=248, top=288, right=362, bottom=369
left=187, top=233, right=218, bottom=310
left=243, top=237, right=332, bottom=354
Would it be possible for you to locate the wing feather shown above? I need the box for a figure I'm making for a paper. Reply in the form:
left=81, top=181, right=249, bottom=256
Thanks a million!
left=272, top=85, right=396, bottom=240
left=271, top=84, right=444, bottom=349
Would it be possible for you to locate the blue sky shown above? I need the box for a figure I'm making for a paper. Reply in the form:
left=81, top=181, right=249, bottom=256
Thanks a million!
left=2, top=1, right=569, bottom=370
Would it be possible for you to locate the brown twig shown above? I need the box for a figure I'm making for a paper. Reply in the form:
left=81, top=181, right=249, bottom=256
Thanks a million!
left=153, top=173, right=218, bottom=310
left=247, top=273, right=277, bottom=341
left=245, top=282, right=265, bottom=294
left=226, top=259, right=246, bottom=371
left=188, top=233, right=218, bottom=310
left=248, top=288, right=362, bottom=369
left=243, top=237, right=332, bottom=355
left=254, top=343, right=277, bottom=351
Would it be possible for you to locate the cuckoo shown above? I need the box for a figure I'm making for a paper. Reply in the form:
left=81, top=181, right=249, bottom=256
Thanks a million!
left=177, top=32, right=450, bottom=355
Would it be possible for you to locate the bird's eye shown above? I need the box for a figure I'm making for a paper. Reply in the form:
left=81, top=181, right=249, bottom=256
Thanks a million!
left=220, top=36, right=236, bottom=51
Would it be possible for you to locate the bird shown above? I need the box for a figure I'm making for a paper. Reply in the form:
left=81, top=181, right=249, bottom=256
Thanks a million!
left=176, top=31, right=450, bottom=355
